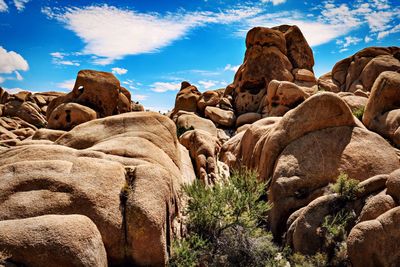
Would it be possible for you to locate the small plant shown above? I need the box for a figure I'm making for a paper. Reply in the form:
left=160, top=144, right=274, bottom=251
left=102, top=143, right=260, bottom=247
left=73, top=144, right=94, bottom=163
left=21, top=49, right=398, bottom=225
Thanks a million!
left=289, top=252, right=328, bottom=267
left=322, top=209, right=355, bottom=242
left=331, top=173, right=362, bottom=201
left=170, top=168, right=280, bottom=266
left=352, top=106, right=365, bottom=120
left=177, top=125, right=194, bottom=138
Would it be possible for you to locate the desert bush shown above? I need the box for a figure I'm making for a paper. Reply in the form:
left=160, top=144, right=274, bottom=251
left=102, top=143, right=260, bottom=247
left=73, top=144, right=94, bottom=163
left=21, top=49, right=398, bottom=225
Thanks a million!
left=352, top=106, right=365, bottom=120
left=331, top=173, right=362, bottom=201
left=170, top=169, right=283, bottom=266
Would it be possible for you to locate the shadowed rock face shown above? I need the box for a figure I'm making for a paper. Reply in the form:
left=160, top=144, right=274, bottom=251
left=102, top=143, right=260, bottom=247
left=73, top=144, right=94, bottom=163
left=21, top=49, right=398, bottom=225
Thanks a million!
left=0, top=112, right=194, bottom=266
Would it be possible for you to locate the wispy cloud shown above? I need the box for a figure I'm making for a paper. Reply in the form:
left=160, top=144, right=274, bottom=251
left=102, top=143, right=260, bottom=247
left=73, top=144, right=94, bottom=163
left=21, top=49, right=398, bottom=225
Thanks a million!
left=0, top=0, right=8, bottom=12
left=57, top=79, right=75, bottom=91
left=224, top=64, right=240, bottom=72
left=15, top=70, right=23, bottom=80
left=198, top=80, right=227, bottom=90
left=50, top=52, right=80, bottom=66
left=131, top=94, right=148, bottom=101
left=42, top=1, right=400, bottom=65
left=13, top=0, right=30, bottom=11
left=150, top=81, right=181, bottom=93
left=112, top=67, right=128, bottom=75
left=261, top=0, right=287, bottom=6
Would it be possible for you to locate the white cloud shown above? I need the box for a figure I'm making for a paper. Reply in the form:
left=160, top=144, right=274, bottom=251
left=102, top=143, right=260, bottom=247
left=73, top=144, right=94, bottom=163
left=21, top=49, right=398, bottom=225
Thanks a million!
left=15, top=71, right=23, bottom=80
left=261, top=0, right=286, bottom=5
left=50, top=52, right=80, bottom=66
left=0, top=46, right=29, bottom=74
left=131, top=94, right=148, bottom=101
left=122, top=79, right=138, bottom=90
left=0, top=0, right=8, bottom=12
left=3, top=87, right=26, bottom=94
left=42, top=5, right=261, bottom=65
left=13, top=0, right=30, bottom=11
left=336, top=36, right=362, bottom=49
left=377, top=24, right=400, bottom=40
left=150, top=82, right=181, bottom=93
left=364, top=36, right=373, bottom=43
left=224, top=64, right=240, bottom=72
left=57, top=79, right=75, bottom=90
left=198, top=80, right=217, bottom=89
left=112, top=67, right=128, bottom=75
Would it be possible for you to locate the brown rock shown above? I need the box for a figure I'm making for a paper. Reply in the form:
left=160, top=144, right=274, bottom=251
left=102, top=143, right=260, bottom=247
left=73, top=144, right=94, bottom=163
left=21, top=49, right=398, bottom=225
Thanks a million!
left=363, top=71, right=400, bottom=147
left=260, top=80, right=308, bottom=116
left=48, top=103, right=97, bottom=130
left=3, top=100, right=47, bottom=128
left=205, top=106, right=236, bottom=127
left=32, top=128, right=66, bottom=142
left=0, top=215, right=107, bottom=267
left=347, top=207, right=400, bottom=267
left=180, top=129, right=221, bottom=185
left=236, top=112, right=262, bottom=127
left=197, top=90, right=221, bottom=112
left=175, top=111, right=217, bottom=137
left=358, top=193, right=396, bottom=222
left=172, top=82, right=202, bottom=115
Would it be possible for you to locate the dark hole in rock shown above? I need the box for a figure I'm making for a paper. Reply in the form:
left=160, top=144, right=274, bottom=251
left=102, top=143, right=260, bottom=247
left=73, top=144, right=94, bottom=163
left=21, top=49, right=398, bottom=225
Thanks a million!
left=65, top=110, right=71, bottom=123
left=287, top=98, right=305, bottom=109
left=78, top=86, right=84, bottom=94
left=294, top=188, right=308, bottom=199
left=241, top=80, right=266, bottom=95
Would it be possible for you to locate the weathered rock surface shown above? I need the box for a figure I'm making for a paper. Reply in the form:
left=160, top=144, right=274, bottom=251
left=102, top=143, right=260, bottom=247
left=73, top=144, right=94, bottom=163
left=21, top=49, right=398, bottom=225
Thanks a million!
left=321, top=47, right=400, bottom=93
left=205, top=106, right=236, bottom=127
left=0, top=214, right=107, bottom=267
left=363, top=71, right=400, bottom=147
left=48, top=102, right=97, bottom=130
left=172, top=81, right=202, bottom=115
left=231, top=25, right=315, bottom=115
left=0, top=112, right=188, bottom=266
left=347, top=207, right=400, bottom=267
left=180, top=129, right=222, bottom=185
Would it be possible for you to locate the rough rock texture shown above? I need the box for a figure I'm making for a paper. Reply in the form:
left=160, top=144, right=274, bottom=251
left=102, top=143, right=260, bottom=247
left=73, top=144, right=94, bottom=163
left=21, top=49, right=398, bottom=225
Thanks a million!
left=0, top=112, right=188, bottom=266
left=46, top=70, right=133, bottom=129
left=259, top=80, right=309, bottom=117
left=0, top=215, right=107, bottom=267
left=172, top=81, right=202, bottom=115
left=48, top=103, right=97, bottom=130
left=231, top=25, right=315, bottom=115
left=173, top=111, right=217, bottom=137
left=347, top=207, right=400, bottom=267
left=363, top=71, right=400, bottom=147
left=320, top=47, right=400, bottom=93
left=220, top=92, right=400, bottom=239
left=205, top=106, right=236, bottom=127
left=180, top=129, right=222, bottom=185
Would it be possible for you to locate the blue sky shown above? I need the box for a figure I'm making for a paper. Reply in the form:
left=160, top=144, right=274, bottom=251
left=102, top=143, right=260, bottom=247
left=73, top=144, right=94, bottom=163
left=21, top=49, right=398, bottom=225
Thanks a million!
left=0, top=0, right=399, bottom=112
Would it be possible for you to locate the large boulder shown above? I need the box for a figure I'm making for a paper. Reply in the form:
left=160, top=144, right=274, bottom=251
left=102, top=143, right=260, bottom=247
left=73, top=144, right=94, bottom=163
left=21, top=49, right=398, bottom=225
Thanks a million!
left=0, top=215, right=107, bottom=267
left=205, top=106, right=236, bottom=127
left=0, top=112, right=189, bottom=266
left=363, top=71, right=400, bottom=147
left=180, top=129, right=221, bottom=185
left=47, top=103, right=97, bottom=130
left=220, top=92, right=400, bottom=239
left=3, top=100, right=47, bottom=128
left=46, top=70, right=132, bottom=129
left=172, top=81, right=202, bottom=115
left=230, top=25, right=315, bottom=115
left=347, top=207, right=400, bottom=267
left=321, top=46, right=400, bottom=93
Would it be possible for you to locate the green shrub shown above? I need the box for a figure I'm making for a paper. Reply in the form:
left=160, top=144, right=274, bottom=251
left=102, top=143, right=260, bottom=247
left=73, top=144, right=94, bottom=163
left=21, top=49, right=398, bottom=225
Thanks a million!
left=289, top=252, right=328, bottom=267
left=170, top=169, right=282, bottom=266
left=177, top=125, right=194, bottom=138
left=331, top=173, right=362, bottom=201
left=352, top=106, right=365, bottom=120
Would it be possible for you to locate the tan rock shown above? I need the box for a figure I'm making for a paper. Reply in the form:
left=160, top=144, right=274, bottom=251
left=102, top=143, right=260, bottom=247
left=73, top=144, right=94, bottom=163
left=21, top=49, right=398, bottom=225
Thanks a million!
left=32, top=128, right=66, bottom=142
left=175, top=111, right=217, bottom=137
left=4, top=100, right=47, bottom=128
left=197, top=90, right=221, bottom=112
left=363, top=71, right=400, bottom=147
left=205, top=106, right=236, bottom=127
left=0, top=215, right=107, bottom=267
left=48, top=102, right=97, bottom=130
left=236, top=112, right=262, bottom=127
left=347, top=207, right=400, bottom=267
left=172, top=81, right=202, bottom=115
left=358, top=193, right=396, bottom=222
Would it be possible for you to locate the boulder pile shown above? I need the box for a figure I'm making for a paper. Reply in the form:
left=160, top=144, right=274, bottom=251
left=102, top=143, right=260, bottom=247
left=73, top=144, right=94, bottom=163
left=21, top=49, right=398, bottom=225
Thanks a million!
left=0, top=24, right=399, bottom=266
